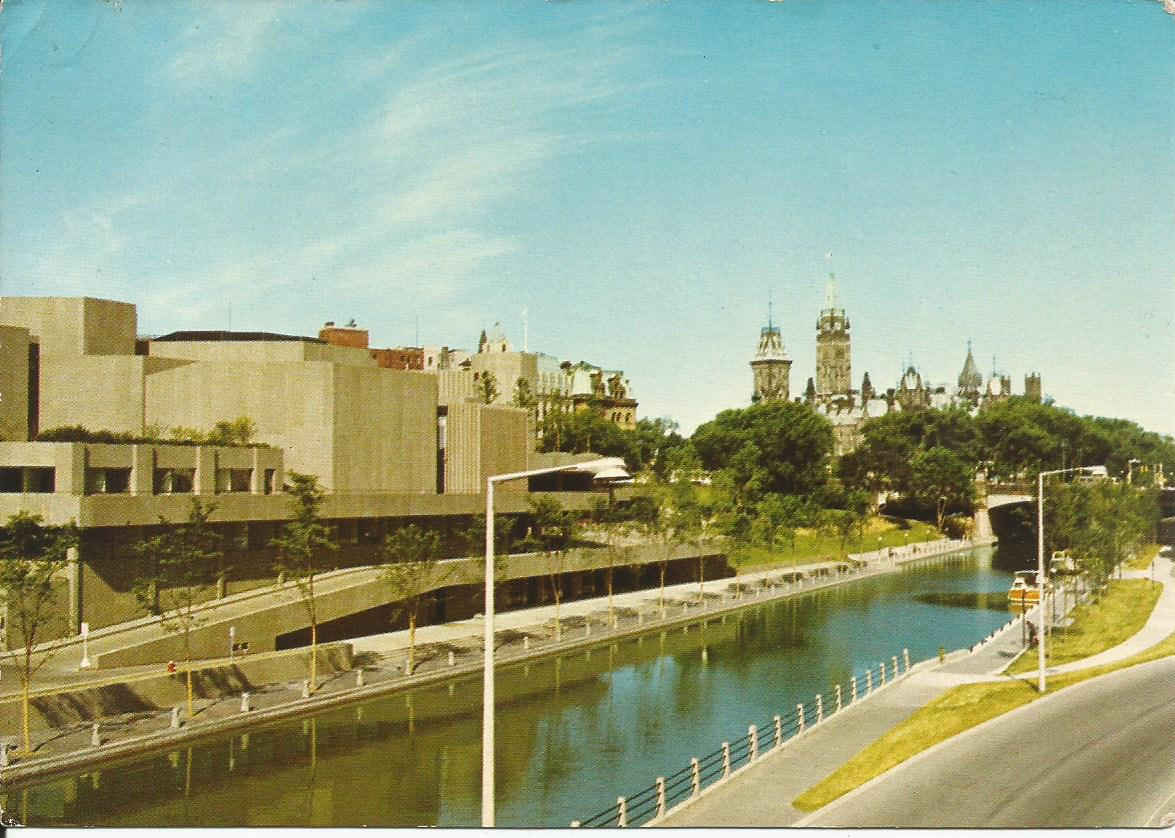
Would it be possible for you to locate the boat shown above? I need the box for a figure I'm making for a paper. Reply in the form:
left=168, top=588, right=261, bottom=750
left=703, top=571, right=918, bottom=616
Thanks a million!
left=1008, top=569, right=1041, bottom=604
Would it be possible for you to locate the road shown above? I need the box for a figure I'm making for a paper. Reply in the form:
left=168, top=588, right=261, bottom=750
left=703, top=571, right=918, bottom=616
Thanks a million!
left=803, top=655, right=1175, bottom=828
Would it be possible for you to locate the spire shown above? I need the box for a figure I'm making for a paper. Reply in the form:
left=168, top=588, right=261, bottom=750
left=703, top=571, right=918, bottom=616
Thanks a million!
left=768, top=288, right=774, bottom=330
left=824, top=272, right=839, bottom=311
left=958, top=340, right=982, bottom=392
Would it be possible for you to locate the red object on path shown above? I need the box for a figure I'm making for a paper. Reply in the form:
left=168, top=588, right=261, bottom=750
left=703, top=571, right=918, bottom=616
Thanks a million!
left=167, top=660, right=177, bottom=674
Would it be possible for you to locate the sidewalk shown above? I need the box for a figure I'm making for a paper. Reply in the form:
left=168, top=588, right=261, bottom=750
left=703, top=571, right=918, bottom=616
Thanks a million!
left=657, top=555, right=1174, bottom=827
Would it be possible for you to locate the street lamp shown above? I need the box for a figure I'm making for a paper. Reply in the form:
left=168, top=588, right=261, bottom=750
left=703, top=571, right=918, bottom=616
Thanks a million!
left=1036, top=465, right=1096, bottom=693
left=482, top=456, right=630, bottom=827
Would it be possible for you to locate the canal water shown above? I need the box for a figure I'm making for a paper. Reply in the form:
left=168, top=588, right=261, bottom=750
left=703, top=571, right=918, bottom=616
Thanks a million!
left=8, top=547, right=1016, bottom=827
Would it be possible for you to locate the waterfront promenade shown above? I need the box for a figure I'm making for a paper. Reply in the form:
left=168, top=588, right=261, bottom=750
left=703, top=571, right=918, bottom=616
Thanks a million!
left=656, top=553, right=1175, bottom=827
left=0, top=537, right=978, bottom=786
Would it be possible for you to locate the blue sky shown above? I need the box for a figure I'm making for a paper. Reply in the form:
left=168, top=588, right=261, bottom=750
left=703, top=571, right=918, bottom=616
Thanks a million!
left=2, top=0, right=1172, bottom=437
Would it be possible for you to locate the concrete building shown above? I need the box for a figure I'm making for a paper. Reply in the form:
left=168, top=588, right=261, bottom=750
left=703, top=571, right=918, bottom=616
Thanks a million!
left=466, top=323, right=638, bottom=432
left=0, top=296, right=625, bottom=643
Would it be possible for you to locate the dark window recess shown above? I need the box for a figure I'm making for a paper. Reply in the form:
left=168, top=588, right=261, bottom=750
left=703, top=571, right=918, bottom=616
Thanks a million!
left=263, top=469, right=276, bottom=495
left=27, top=468, right=55, bottom=493
left=0, top=468, right=21, bottom=493
left=27, top=342, right=39, bottom=439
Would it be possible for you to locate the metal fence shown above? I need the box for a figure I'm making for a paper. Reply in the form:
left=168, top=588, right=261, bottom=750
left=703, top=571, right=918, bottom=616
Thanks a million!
left=572, top=649, right=912, bottom=827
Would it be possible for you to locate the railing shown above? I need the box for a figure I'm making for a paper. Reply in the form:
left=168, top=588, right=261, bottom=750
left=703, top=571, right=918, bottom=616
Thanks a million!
left=572, top=649, right=914, bottom=827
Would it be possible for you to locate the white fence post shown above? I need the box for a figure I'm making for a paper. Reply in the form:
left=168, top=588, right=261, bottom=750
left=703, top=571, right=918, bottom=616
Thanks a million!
left=797, top=703, right=805, bottom=734
left=892, top=655, right=899, bottom=677
left=617, top=796, right=627, bottom=827
left=656, top=776, right=666, bottom=818
left=880, top=661, right=887, bottom=686
left=851, top=675, right=858, bottom=703
left=903, top=648, right=911, bottom=672
left=91, top=723, right=101, bottom=747
left=240, top=692, right=251, bottom=713
left=691, top=757, right=701, bottom=797
left=774, top=714, right=782, bottom=748
left=170, top=706, right=181, bottom=729
left=722, top=741, right=731, bottom=778
left=816, top=693, right=823, bottom=724
left=866, top=670, right=873, bottom=695
left=749, top=724, right=759, bottom=760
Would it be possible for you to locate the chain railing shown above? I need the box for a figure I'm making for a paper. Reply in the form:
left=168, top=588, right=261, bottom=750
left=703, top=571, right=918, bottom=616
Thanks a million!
left=572, top=649, right=914, bottom=827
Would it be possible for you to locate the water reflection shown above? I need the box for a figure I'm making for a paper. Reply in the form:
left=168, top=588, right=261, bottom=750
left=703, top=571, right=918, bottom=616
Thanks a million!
left=8, top=548, right=1012, bottom=827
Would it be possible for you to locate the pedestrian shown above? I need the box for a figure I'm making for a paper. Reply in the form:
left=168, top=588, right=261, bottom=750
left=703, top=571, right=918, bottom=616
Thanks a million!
left=167, top=660, right=177, bottom=675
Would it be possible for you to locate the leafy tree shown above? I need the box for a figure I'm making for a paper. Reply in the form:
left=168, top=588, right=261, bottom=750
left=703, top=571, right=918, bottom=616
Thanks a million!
left=691, top=400, right=834, bottom=502
left=381, top=524, right=449, bottom=675
left=477, top=371, right=500, bottom=405
left=511, top=377, right=536, bottom=410
left=753, top=494, right=803, bottom=552
left=909, top=446, right=975, bottom=530
left=132, top=498, right=223, bottom=719
left=1050, top=481, right=1159, bottom=595
left=270, top=473, right=337, bottom=692
left=525, top=496, right=576, bottom=640
left=0, top=513, right=78, bottom=753
left=590, top=498, right=636, bottom=627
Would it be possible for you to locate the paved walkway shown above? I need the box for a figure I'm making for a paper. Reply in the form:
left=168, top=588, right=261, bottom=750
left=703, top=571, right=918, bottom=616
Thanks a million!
left=658, top=555, right=1174, bottom=827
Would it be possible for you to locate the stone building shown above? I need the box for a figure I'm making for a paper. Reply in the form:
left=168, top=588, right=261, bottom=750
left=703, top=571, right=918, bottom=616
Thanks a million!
left=749, top=273, right=1044, bottom=456
left=749, top=303, right=792, bottom=403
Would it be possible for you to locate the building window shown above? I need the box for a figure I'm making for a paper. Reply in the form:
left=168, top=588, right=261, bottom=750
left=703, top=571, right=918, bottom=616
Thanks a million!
left=85, top=468, right=131, bottom=494
left=216, top=468, right=253, bottom=493
left=0, top=468, right=22, bottom=493
left=26, top=468, right=56, bottom=493
left=154, top=468, right=195, bottom=494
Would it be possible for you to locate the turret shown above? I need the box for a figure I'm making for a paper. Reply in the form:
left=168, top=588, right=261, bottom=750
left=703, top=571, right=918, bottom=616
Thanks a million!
left=816, top=273, right=851, bottom=397
left=750, top=298, right=792, bottom=403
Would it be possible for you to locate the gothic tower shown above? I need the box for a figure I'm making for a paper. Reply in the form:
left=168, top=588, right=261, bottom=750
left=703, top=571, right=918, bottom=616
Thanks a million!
left=750, top=299, right=792, bottom=403
left=816, top=273, right=851, bottom=397
left=1024, top=372, right=1042, bottom=403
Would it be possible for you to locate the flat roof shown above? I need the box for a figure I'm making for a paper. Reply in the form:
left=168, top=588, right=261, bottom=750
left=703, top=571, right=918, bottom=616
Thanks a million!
left=152, top=330, right=326, bottom=344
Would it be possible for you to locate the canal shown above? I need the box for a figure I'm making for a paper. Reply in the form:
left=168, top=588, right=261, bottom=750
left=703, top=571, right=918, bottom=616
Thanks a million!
left=8, top=546, right=1018, bottom=827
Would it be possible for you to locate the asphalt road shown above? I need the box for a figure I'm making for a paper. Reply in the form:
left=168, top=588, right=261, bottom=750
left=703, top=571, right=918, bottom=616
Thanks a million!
left=804, top=656, right=1175, bottom=828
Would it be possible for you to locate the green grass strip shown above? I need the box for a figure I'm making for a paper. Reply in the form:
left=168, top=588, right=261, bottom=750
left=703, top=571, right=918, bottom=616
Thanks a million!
left=1005, top=578, right=1160, bottom=674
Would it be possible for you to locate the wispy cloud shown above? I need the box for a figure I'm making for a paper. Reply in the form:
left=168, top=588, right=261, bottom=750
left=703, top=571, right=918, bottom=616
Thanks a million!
left=22, top=6, right=651, bottom=336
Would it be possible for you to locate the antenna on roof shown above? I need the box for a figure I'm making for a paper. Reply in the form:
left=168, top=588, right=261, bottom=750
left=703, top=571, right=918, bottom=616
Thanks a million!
left=522, top=306, right=528, bottom=352
left=767, top=289, right=773, bottom=330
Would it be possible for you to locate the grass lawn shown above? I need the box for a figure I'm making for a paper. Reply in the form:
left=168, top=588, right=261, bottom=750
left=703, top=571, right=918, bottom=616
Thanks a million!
left=793, top=580, right=1175, bottom=813
left=1005, top=578, right=1160, bottom=674
left=729, top=517, right=941, bottom=573
left=1126, top=543, right=1162, bottom=571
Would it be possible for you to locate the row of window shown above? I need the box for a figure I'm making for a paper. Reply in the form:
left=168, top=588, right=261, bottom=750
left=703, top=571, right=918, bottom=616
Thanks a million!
left=0, top=467, right=276, bottom=495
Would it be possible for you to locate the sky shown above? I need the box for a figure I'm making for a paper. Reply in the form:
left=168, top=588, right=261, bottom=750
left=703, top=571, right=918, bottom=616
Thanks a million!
left=2, top=0, right=1172, bottom=437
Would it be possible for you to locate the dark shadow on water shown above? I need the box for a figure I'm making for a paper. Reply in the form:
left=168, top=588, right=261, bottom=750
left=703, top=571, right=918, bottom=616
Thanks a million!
left=913, top=592, right=1011, bottom=612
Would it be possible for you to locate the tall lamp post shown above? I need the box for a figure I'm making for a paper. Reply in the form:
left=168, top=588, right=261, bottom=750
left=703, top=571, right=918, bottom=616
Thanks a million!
left=482, top=456, right=630, bottom=827
left=1036, top=465, right=1096, bottom=693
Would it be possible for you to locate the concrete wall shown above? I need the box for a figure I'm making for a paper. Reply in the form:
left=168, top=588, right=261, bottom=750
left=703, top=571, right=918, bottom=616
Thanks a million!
left=435, top=369, right=475, bottom=406
left=145, top=360, right=336, bottom=489
left=0, top=326, right=30, bottom=441
left=469, top=351, right=537, bottom=405
left=330, top=366, right=437, bottom=494
left=444, top=403, right=528, bottom=495
left=148, top=339, right=377, bottom=368
left=0, top=643, right=352, bottom=732
left=0, top=297, right=135, bottom=358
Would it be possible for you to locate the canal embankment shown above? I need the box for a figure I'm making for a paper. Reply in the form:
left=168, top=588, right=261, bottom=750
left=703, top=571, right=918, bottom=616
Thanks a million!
left=0, top=536, right=986, bottom=787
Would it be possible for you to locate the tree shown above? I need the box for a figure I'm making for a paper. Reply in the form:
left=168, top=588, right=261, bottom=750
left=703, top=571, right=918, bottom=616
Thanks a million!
left=753, top=494, right=803, bottom=552
left=526, top=496, right=576, bottom=640
left=381, top=524, right=449, bottom=675
left=270, top=473, right=337, bottom=692
left=477, top=371, right=500, bottom=405
left=0, top=512, right=78, bottom=753
left=590, top=498, right=634, bottom=627
left=909, top=446, right=974, bottom=530
left=691, top=400, right=834, bottom=502
left=132, top=497, right=223, bottom=720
